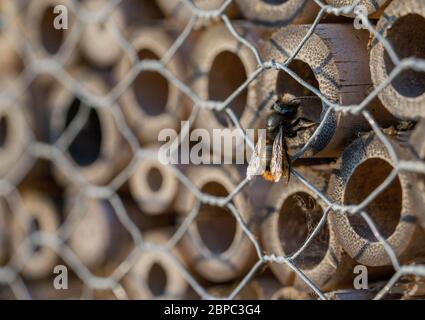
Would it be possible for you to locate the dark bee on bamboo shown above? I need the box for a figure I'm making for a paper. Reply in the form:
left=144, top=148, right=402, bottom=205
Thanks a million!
left=247, top=94, right=318, bottom=183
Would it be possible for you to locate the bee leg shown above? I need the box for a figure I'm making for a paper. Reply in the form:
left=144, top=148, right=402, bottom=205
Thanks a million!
left=288, top=130, right=298, bottom=138
left=293, top=118, right=317, bottom=132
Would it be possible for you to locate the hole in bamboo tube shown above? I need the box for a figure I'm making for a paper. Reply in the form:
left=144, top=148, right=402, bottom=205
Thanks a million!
left=262, top=0, right=288, bottom=5
left=134, top=49, right=169, bottom=116
left=41, top=6, right=65, bottom=55
left=196, top=182, right=237, bottom=254
left=29, top=218, right=42, bottom=253
left=0, top=116, right=7, bottom=148
left=344, top=158, right=402, bottom=242
left=278, top=192, right=329, bottom=270
left=147, top=167, right=163, bottom=192
left=122, top=0, right=164, bottom=23
left=208, top=51, right=248, bottom=126
left=384, top=14, right=425, bottom=98
left=276, top=60, right=322, bottom=122
left=65, top=99, right=102, bottom=167
left=147, top=262, right=167, bottom=296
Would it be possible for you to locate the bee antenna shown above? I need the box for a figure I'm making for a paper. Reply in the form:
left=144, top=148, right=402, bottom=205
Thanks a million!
left=292, top=96, right=321, bottom=102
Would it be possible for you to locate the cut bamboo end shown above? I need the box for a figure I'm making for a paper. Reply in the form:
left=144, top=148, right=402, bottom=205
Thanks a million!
left=177, top=166, right=257, bottom=283
left=156, top=0, right=238, bottom=29
left=116, top=26, right=185, bottom=144
left=67, top=197, right=117, bottom=269
left=0, top=0, right=21, bottom=78
left=260, top=24, right=393, bottom=158
left=329, top=134, right=425, bottom=267
left=26, top=0, right=76, bottom=59
left=236, top=0, right=320, bottom=26
left=121, top=0, right=164, bottom=26
left=11, top=191, right=59, bottom=279
left=0, top=83, right=31, bottom=177
left=49, top=71, right=124, bottom=186
left=271, top=287, right=312, bottom=300
left=129, top=148, right=178, bottom=215
left=263, top=171, right=354, bottom=291
left=122, top=196, right=176, bottom=232
left=125, top=229, right=188, bottom=299
left=191, top=22, right=261, bottom=136
left=79, top=0, right=125, bottom=68
left=370, top=0, right=425, bottom=120
left=410, top=119, right=425, bottom=231
left=324, top=0, right=390, bottom=18
left=0, top=35, right=20, bottom=79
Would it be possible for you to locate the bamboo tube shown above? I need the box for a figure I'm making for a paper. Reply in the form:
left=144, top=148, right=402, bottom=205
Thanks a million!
left=410, top=119, right=425, bottom=231
left=326, top=288, right=381, bottom=300
left=393, top=273, right=425, bottom=300
left=324, top=0, right=391, bottom=18
left=192, top=22, right=260, bottom=130
left=191, top=22, right=264, bottom=161
left=0, top=286, right=15, bottom=300
left=237, top=276, right=282, bottom=300
left=262, top=170, right=354, bottom=291
left=236, top=0, right=320, bottom=26
left=29, top=278, right=83, bottom=300
left=125, top=229, right=189, bottom=299
left=122, top=196, right=175, bottom=232
left=329, top=134, right=425, bottom=267
left=156, top=0, right=239, bottom=29
left=115, top=26, right=186, bottom=144
left=11, top=191, right=60, bottom=279
left=26, top=0, right=76, bottom=59
left=49, top=71, right=126, bottom=186
left=79, top=0, right=125, bottom=68
left=208, top=276, right=281, bottom=299
left=129, top=147, right=178, bottom=215
left=121, top=0, right=164, bottom=26
left=0, top=200, right=8, bottom=264
left=271, top=287, right=312, bottom=300
left=206, top=284, right=233, bottom=298
left=176, top=165, right=257, bottom=283
left=0, top=82, right=31, bottom=177
left=370, top=0, right=425, bottom=120
left=66, top=196, right=125, bottom=270
left=325, top=281, right=402, bottom=300
left=0, top=35, right=18, bottom=78
left=0, top=0, right=21, bottom=78
left=259, top=24, right=394, bottom=158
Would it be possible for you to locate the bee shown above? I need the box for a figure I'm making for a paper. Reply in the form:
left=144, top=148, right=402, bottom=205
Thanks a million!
left=247, top=94, right=319, bottom=183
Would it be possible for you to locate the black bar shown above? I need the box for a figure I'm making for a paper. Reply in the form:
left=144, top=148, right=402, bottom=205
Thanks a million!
left=0, top=300, right=416, bottom=319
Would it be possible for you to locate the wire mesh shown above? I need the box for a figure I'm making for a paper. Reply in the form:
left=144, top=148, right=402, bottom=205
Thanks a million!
left=0, top=0, right=424, bottom=300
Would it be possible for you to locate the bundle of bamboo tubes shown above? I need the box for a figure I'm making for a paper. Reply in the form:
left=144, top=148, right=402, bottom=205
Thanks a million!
left=0, top=0, right=424, bottom=301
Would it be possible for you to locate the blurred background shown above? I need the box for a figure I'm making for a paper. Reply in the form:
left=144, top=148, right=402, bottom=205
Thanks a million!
left=0, top=0, right=425, bottom=300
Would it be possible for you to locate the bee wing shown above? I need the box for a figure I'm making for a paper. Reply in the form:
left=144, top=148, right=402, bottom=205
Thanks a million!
left=247, top=135, right=266, bottom=180
left=271, top=127, right=291, bottom=183
left=270, top=128, right=283, bottom=182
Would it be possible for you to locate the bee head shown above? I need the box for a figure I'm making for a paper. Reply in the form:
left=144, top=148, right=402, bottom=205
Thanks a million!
left=271, top=98, right=299, bottom=120
left=266, top=112, right=285, bottom=133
